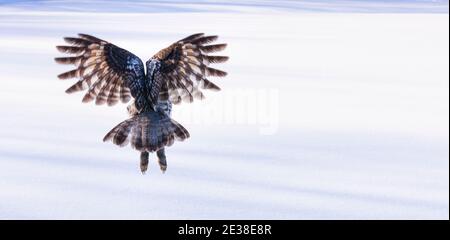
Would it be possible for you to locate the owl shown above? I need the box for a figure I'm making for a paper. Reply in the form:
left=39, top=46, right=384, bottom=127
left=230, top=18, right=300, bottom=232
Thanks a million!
left=55, top=33, right=228, bottom=173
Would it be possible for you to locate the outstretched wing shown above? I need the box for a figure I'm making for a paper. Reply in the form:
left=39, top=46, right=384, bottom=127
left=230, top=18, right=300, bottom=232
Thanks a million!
left=55, top=34, right=145, bottom=106
left=151, top=33, right=228, bottom=104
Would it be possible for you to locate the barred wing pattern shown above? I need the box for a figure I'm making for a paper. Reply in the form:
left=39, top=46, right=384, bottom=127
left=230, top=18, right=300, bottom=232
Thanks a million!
left=55, top=34, right=146, bottom=106
left=152, top=33, right=228, bottom=104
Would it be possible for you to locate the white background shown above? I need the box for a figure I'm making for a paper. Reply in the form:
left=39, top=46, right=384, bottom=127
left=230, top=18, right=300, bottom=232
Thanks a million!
left=0, top=0, right=448, bottom=219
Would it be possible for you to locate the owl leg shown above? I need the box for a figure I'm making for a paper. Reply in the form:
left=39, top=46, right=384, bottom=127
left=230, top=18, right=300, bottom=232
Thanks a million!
left=140, top=151, right=149, bottom=174
left=156, top=148, right=167, bottom=173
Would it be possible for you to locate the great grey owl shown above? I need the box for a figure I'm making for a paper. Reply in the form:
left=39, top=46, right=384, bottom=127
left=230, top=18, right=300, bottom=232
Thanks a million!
left=55, top=33, right=228, bottom=173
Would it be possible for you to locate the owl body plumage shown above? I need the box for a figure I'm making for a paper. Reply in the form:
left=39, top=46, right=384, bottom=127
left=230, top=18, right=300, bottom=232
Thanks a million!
left=55, top=33, right=228, bottom=173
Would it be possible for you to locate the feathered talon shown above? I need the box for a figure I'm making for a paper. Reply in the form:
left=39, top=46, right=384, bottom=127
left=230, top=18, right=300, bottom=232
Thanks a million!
left=157, top=148, right=167, bottom=173
left=140, top=152, right=149, bottom=174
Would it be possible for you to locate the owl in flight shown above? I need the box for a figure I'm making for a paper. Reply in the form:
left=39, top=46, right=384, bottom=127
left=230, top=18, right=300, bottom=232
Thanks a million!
left=55, top=33, right=228, bottom=173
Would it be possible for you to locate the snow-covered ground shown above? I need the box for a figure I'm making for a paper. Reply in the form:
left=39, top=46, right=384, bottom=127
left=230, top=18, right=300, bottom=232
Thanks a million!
left=0, top=1, right=448, bottom=219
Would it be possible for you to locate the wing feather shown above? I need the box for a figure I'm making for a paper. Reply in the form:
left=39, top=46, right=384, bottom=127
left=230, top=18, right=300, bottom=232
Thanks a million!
left=55, top=33, right=145, bottom=105
left=151, top=33, right=228, bottom=104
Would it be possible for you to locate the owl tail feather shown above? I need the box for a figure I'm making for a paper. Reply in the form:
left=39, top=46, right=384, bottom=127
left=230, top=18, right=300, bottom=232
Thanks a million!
left=103, top=111, right=190, bottom=152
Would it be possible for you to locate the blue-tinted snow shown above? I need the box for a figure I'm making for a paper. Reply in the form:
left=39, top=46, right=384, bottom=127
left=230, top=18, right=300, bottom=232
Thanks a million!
left=0, top=1, right=448, bottom=219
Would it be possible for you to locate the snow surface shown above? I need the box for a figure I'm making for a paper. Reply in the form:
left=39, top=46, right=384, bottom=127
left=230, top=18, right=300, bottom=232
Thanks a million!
left=0, top=1, right=448, bottom=219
